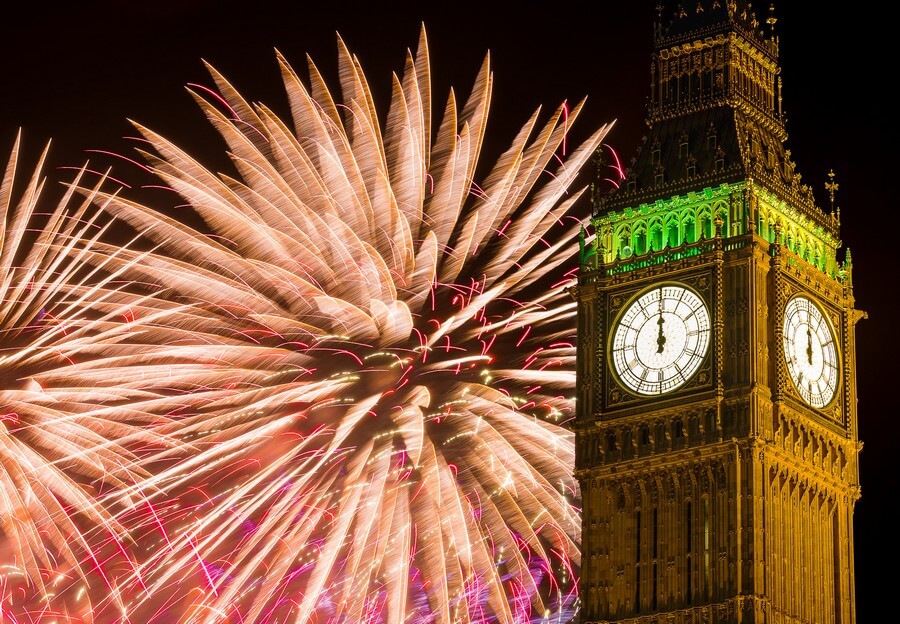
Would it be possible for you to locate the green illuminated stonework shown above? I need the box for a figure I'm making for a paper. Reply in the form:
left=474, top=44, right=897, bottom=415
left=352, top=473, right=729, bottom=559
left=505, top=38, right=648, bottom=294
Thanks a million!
left=583, top=180, right=848, bottom=283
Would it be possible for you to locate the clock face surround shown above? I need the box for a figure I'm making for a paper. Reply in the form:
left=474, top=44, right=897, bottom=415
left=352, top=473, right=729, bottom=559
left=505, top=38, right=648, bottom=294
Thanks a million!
left=611, top=284, right=711, bottom=396
left=782, top=296, right=839, bottom=408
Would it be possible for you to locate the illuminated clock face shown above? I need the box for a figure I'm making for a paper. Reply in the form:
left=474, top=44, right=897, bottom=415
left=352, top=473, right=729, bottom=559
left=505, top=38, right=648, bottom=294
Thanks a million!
left=782, top=296, right=839, bottom=408
left=611, top=285, right=711, bottom=395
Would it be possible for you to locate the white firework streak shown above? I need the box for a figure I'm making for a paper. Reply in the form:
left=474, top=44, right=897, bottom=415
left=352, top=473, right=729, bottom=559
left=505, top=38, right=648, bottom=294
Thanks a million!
left=0, top=132, right=196, bottom=621
left=79, top=28, right=612, bottom=623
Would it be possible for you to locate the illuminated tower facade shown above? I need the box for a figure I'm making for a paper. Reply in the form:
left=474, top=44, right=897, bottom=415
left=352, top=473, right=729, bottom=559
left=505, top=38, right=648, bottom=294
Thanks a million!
left=574, top=2, right=862, bottom=623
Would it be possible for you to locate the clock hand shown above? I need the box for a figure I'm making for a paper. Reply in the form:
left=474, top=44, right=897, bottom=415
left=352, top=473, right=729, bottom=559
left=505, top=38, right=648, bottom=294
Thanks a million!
left=656, top=311, right=666, bottom=353
left=806, top=327, right=813, bottom=365
left=656, top=288, right=667, bottom=354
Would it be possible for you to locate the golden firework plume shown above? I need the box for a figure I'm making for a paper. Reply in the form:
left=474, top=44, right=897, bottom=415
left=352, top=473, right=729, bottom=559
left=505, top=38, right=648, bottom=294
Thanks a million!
left=0, top=131, right=190, bottom=620
left=66, top=26, right=612, bottom=623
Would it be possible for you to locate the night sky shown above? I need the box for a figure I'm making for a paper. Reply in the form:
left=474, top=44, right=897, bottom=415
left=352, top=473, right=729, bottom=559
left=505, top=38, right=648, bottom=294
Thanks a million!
left=1, top=2, right=893, bottom=620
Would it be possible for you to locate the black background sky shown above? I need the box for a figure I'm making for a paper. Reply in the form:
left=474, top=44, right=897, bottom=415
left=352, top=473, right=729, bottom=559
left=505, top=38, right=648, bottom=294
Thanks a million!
left=1, top=2, right=893, bottom=620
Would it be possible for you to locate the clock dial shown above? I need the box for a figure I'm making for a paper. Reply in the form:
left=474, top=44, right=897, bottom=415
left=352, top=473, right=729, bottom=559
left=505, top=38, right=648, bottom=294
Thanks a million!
left=782, top=296, right=839, bottom=408
left=611, top=285, right=711, bottom=395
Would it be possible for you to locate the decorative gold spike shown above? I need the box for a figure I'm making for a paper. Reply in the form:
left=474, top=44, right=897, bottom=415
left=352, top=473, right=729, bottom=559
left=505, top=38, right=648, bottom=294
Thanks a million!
left=825, top=168, right=839, bottom=210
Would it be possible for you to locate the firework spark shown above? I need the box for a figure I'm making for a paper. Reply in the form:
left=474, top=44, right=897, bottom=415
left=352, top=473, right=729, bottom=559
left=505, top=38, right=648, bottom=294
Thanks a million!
left=80, top=28, right=612, bottom=623
left=0, top=133, right=188, bottom=621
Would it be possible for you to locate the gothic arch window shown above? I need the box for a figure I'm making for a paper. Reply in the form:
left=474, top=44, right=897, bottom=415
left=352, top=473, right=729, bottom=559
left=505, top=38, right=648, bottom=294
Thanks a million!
left=686, top=154, right=697, bottom=178
left=714, top=206, right=729, bottom=235
left=634, top=223, right=648, bottom=255
left=757, top=211, right=767, bottom=239
left=785, top=227, right=796, bottom=254
left=795, top=233, right=806, bottom=259
left=600, top=228, right=614, bottom=260
left=715, top=146, right=725, bottom=172
left=697, top=205, right=713, bottom=239
left=720, top=198, right=734, bottom=222
left=622, top=429, right=634, bottom=459
left=672, top=418, right=685, bottom=452
left=640, top=425, right=651, bottom=446
left=666, top=215, right=680, bottom=248
left=606, top=431, right=617, bottom=453
left=649, top=218, right=665, bottom=251
left=682, top=212, right=697, bottom=244
left=615, top=224, right=632, bottom=258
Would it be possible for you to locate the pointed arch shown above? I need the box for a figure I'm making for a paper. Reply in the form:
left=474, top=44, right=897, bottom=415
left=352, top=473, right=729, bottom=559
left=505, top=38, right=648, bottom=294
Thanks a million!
left=649, top=217, right=665, bottom=251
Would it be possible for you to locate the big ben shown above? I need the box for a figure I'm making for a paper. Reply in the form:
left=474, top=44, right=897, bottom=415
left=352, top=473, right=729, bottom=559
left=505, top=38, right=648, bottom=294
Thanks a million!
left=574, top=2, right=862, bottom=623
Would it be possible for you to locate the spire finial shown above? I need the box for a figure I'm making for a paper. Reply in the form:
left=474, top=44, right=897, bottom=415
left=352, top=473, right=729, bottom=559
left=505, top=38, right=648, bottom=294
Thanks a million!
left=766, top=4, right=777, bottom=35
left=825, top=168, right=839, bottom=212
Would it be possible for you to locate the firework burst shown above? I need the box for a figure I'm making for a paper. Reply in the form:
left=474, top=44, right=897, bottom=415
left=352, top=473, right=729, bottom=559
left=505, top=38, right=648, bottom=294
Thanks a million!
left=81, top=27, right=612, bottom=623
left=0, top=133, right=187, bottom=621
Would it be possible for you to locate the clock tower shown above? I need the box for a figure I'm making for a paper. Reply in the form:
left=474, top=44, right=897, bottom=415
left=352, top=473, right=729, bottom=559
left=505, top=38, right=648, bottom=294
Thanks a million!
left=574, top=2, right=863, bottom=623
